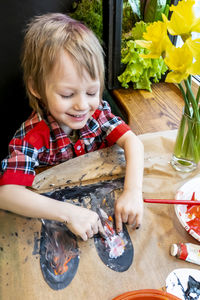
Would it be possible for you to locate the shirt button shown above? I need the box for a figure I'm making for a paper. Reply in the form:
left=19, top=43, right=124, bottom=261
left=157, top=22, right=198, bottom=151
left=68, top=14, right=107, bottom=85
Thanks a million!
left=76, top=145, right=81, bottom=150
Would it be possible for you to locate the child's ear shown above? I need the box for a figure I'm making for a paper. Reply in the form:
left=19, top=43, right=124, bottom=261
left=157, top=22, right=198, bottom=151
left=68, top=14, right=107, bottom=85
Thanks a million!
left=28, top=77, right=41, bottom=99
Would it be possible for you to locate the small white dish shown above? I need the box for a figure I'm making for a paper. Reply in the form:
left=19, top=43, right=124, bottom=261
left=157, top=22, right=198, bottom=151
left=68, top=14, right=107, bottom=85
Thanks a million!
left=166, top=268, right=200, bottom=299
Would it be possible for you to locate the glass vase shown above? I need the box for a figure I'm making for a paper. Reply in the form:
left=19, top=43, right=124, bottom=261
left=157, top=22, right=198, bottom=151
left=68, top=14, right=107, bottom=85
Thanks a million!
left=171, top=112, right=200, bottom=172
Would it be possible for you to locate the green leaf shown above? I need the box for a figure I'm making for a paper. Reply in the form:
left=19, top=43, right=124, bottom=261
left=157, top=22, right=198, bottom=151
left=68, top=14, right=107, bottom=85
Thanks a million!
left=140, top=0, right=146, bottom=19
left=131, top=21, right=148, bottom=40
left=128, top=0, right=141, bottom=19
left=163, top=4, right=170, bottom=18
left=144, top=0, right=168, bottom=22
left=135, top=70, right=152, bottom=91
left=119, top=22, right=167, bottom=91
left=122, top=0, right=142, bottom=32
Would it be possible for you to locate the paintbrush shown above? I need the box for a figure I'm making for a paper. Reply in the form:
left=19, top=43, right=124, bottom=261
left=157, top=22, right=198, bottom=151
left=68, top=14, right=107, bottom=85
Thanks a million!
left=97, top=207, right=114, bottom=239
left=144, top=199, right=200, bottom=205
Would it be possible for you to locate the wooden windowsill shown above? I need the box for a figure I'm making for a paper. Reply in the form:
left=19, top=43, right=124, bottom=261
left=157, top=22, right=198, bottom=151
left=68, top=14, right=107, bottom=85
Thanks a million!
left=112, top=82, right=185, bottom=135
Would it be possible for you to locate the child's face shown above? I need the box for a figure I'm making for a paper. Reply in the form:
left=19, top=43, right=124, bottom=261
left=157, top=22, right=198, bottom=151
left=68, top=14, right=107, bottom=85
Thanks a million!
left=44, top=50, right=100, bottom=131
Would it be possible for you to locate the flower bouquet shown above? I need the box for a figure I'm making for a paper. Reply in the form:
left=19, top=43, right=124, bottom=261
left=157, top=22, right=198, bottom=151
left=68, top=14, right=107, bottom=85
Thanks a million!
left=136, top=0, right=200, bottom=172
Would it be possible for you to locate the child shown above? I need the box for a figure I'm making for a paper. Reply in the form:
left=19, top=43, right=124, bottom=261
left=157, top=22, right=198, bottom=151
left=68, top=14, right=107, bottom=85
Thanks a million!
left=0, top=13, right=144, bottom=241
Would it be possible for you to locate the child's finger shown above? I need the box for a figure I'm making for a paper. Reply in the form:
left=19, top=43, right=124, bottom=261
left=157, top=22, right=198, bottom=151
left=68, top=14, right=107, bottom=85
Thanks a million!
left=122, top=213, right=128, bottom=224
left=86, top=228, right=94, bottom=239
left=127, top=214, right=135, bottom=225
left=97, top=218, right=106, bottom=238
left=135, top=214, right=142, bottom=229
left=80, top=232, right=88, bottom=241
left=115, top=213, right=123, bottom=233
left=92, top=223, right=98, bottom=235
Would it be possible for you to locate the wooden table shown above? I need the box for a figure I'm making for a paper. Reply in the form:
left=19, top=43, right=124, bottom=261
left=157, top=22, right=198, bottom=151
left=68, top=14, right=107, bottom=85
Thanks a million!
left=1, top=83, right=199, bottom=300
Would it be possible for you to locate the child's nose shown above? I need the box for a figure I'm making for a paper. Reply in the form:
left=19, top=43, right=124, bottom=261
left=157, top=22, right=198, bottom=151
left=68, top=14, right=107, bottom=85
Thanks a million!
left=74, top=94, right=89, bottom=111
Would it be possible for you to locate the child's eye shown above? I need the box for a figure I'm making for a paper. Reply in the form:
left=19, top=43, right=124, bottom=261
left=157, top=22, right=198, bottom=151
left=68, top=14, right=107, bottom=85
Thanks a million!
left=87, top=92, right=97, bottom=96
left=61, top=94, right=73, bottom=99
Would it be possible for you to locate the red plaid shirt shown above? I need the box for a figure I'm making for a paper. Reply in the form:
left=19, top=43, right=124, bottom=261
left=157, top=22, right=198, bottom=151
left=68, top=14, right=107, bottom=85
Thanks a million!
left=0, top=101, right=130, bottom=186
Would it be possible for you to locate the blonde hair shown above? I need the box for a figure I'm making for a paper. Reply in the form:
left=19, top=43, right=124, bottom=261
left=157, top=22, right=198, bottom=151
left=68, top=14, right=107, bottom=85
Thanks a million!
left=21, top=13, right=105, bottom=114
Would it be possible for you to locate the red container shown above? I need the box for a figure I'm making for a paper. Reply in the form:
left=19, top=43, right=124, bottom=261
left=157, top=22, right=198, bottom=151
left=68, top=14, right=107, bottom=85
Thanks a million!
left=112, top=289, right=180, bottom=300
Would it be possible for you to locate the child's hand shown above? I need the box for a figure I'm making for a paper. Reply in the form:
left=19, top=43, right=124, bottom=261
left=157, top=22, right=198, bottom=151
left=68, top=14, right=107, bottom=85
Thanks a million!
left=114, top=189, right=143, bottom=233
left=66, top=205, right=105, bottom=241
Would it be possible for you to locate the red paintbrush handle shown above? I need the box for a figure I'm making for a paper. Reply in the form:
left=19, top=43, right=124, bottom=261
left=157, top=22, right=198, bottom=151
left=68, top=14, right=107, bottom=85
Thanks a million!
left=144, top=199, right=200, bottom=205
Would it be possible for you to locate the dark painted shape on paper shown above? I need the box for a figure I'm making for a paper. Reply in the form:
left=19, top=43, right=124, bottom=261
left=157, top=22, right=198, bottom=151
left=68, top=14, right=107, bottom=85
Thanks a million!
left=44, top=178, right=124, bottom=207
left=41, top=178, right=132, bottom=280
left=40, top=220, right=79, bottom=290
left=94, top=222, right=133, bottom=272
left=92, top=191, right=134, bottom=272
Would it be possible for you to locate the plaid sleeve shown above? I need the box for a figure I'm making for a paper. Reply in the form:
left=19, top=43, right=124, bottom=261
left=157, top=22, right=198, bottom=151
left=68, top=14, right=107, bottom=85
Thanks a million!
left=0, top=120, right=50, bottom=186
left=97, top=100, right=131, bottom=146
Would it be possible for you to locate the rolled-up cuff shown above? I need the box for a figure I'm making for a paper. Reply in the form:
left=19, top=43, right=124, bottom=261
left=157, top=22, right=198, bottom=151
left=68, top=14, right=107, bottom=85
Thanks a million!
left=0, top=170, right=34, bottom=186
left=106, top=123, right=131, bottom=146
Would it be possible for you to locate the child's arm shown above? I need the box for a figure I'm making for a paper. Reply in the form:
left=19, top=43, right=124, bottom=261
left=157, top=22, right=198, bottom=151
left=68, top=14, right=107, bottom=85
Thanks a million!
left=0, top=184, right=104, bottom=241
left=115, top=130, right=144, bottom=232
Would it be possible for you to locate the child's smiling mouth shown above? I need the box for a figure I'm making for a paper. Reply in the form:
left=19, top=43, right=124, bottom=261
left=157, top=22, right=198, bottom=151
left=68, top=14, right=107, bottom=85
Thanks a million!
left=66, top=112, right=88, bottom=121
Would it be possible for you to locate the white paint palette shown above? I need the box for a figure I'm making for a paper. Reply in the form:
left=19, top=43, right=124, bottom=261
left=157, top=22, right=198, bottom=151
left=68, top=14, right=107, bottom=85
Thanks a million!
left=175, top=177, right=200, bottom=242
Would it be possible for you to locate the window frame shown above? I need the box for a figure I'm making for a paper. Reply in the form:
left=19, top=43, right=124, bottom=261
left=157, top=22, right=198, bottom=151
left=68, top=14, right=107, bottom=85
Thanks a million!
left=103, top=0, right=179, bottom=90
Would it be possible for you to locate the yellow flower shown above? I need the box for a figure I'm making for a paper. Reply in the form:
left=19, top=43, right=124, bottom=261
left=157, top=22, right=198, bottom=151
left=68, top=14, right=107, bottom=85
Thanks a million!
left=164, top=43, right=193, bottom=83
left=185, top=38, right=200, bottom=75
left=189, top=61, right=200, bottom=75
left=185, top=37, right=200, bottom=59
left=135, top=21, right=171, bottom=58
left=135, top=0, right=200, bottom=84
left=162, top=0, right=200, bottom=37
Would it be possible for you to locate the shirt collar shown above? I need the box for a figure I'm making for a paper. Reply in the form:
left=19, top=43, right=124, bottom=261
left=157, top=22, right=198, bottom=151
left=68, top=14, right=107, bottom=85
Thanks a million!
left=44, top=110, right=101, bottom=140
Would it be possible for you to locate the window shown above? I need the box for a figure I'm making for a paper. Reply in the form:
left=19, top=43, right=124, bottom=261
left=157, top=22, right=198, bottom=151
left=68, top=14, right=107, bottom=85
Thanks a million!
left=176, top=1, right=200, bottom=83
left=193, top=1, right=200, bottom=83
